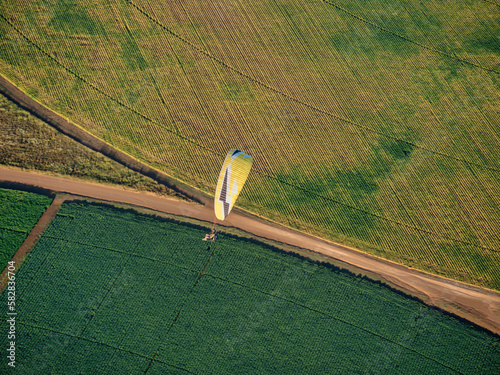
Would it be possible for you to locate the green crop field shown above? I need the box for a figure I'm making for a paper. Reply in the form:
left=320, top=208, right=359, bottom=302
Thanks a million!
left=0, top=1, right=499, bottom=288
left=0, top=188, right=52, bottom=271
left=0, top=201, right=498, bottom=374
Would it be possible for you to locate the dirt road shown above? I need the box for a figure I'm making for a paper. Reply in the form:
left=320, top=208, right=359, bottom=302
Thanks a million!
left=0, top=194, right=65, bottom=292
left=1, top=167, right=499, bottom=334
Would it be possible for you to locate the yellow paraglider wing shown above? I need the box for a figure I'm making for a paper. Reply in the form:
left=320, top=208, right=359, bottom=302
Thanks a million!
left=214, top=149, right=253, bottom=220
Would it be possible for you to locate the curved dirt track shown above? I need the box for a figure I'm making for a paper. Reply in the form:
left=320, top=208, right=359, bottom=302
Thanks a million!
left=1, top=167, right=499, bottom=335
left=0, top=75, right=207, bottom=205
left=3, top=73, right=498, bottom=334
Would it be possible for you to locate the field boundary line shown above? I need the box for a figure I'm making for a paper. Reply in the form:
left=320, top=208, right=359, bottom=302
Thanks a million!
left=0, top=13, right=224, bottom=204
left=126, top=0, right=499, bottom=173
left=263, top=174, right=500, bottom=254
left=0, top=194, right=64, bottom=293
left=1, top=11, right=499, bottom=261
left=0, top=72, right=208, bottom=205
left=0, top=15, right=208, bottom=155
left=203, top=272, right=464, bottom=374
left=2, top=169, right=499, bottom=334
left=321, top=0, right=500, bottom=74
left=144, top=236, right=221, bottom=373
left=0, top=58, right=496, bottom=257
left=9, top=321, right=198, bottom=374
left=2, top=8, right=499, bottom=179
left=0, top=58, right=496, bottom=256
left=125, top=0, right=500, bottom=252
left=0, top=227, right=27, bottom=235
left=481, top=0, right=500, bottom=8
left=41, top=233, right=207, bottom=274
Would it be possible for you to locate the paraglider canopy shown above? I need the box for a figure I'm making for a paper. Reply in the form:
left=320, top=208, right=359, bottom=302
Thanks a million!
left=214, top=149, right=253, bottom=221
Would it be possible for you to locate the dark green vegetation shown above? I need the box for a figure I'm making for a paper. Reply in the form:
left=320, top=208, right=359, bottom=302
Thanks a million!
left=0, top=93, right=188, bottom=200
left=0, top=188, right=52, bottom=271
left=0, top=202, right=498, bottom=374
left=0, top=1, right=499, bottom=288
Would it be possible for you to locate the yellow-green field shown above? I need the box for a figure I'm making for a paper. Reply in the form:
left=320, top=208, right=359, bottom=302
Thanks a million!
left=0, top=0, right=499, bottom=288
left=0, top=92, right=188, bottom=199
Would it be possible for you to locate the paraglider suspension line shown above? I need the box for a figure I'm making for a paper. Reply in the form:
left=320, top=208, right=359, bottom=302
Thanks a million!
left=212, top=215, right=217, bottom=232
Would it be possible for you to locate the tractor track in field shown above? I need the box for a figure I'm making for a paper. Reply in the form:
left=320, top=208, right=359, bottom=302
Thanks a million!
left=0, top=193, right=64, bottom=292
left=0, top=75, right=208, bottom=206
left=0, top=74, right=499, bottom=336
left=1, top=167, right=500, bottom=336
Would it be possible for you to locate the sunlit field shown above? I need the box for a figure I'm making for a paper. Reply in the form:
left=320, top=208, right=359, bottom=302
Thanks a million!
left=0, top=201, right=498, bottom=374
left=0, top=0, right=499, bottom=288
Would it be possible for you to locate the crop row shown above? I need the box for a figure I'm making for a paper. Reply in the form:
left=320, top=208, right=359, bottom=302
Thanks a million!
left=0, top=0, right=499, bottom=288
left=0, top=203, right=213, bottom=361
left=0, top=189, right=52, bottom=271
left=204, top=239, right=497, bottom=369
left=1, top=201, right=498, bottom=373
